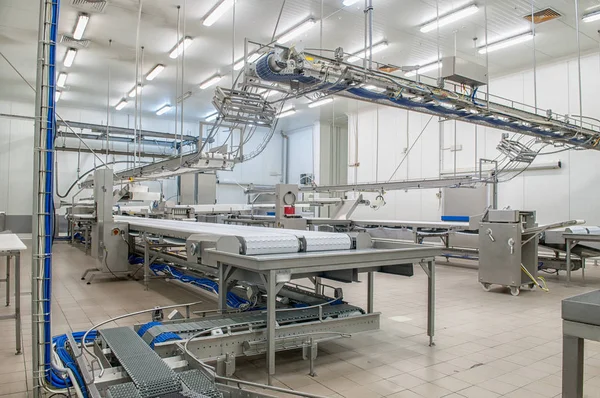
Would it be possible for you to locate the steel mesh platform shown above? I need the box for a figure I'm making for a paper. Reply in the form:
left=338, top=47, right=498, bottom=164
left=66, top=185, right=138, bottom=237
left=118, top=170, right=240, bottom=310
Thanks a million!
left=99, top=327, right=182, bottom=397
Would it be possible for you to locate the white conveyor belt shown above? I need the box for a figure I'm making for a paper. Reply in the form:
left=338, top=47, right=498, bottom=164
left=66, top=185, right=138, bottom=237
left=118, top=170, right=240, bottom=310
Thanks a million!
left=114, top=216, right=352, bottom=255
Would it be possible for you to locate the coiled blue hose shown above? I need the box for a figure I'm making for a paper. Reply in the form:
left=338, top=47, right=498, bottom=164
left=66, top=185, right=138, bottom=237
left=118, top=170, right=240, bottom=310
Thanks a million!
left=49, top=331, right=97, bottom=397
left=128, top=256, right=250, bottom=308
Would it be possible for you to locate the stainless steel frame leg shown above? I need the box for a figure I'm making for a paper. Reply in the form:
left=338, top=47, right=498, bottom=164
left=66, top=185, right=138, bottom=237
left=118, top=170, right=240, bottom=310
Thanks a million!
left=367, top=272, right=374, bottom=313
left=562, top=334, right=584, bottom=398
left=582, top=258, right=586, bottom=285
left=217, top=262, right=228, bottom=312
left=566, top=239, right=572, bottom=285
left=15, top=254, right=20, bottom=355
left=5, top=256, right=10, bottom=307
left=267, top=270, right=276, bottom=386
left=427, top=260, right=435, bottom=346
left=143, top=235, right=149, bottom=291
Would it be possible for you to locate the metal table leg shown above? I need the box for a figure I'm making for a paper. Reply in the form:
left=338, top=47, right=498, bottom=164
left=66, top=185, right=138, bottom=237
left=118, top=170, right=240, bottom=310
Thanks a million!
left=566, top=239, right=572, bottom=285
left=562, top=334, right=584, bottom=398
left=582, top=258, right=586, bottom=285
left=143, top=234, right=150, bottom=291
left=217, top=262, right=228, bottom=312
left=5, top=255, right=10, bottom=307
left=367, top=272, right=374, bottom=314
left=427, top=260, right=435, bottom=346
left=15, top=253, right=21, bottom=354
left=266, top=270, right=276, bottom=386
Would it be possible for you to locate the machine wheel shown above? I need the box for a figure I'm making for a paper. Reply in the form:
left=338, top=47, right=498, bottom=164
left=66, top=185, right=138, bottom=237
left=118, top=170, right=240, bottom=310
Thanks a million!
left=510, top=286, right=520, bottom=296
left=481, top=282, right=491, bottom=292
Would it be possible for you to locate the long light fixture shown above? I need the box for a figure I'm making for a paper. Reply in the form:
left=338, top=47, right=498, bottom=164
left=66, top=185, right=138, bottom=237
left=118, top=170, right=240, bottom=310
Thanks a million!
left=404, top=60, right=441, bottom=77
left=277, top=19, right=317, bottom=44
left=582, top=10, right=600, bottom=22
left=205, top=112, right=218, bottom=122
left=199, top=75, right=222, bottom=89
left=343, top=0, right=361, bottom=6
left=308, top=98, right=333, bottom=108
left=57, top=72, right=68, bottom=88
left=64, top=48, right=77, bottom=67
left=177, top=91, right=192, bottom=103
left=233, top=53, right=261, bottom=71
left=146, top=64, right=165, bottom=81
left=347, top=41, right=389, bottom=63
left=478, top=32, right=533, bottom=54
left=55, top=91, right=62, bottom=102
left=203, top=0, right=235, bottom=27
left=115, top=99, right=128, bottom=111
left=169, top=37, right=193, bottom=59
left=128, top=85, right=142, bottom=98
left=276, top=107, right=296, bottom=118
left=420, top=4, right=478, bottom=33
left=156, top=104, right=172, bottom=116
left=73, top=13, right=90, bottom=40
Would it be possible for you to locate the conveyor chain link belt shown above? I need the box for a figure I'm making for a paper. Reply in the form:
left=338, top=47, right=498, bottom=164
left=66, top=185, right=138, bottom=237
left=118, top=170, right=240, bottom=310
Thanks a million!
left=142, top=303, right=364, bottom=343
left=100, top=328, right=222, bottom=398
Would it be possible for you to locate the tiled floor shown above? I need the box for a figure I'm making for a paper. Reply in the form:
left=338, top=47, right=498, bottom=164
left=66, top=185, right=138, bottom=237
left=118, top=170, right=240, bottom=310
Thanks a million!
left=1, top=242, right=600, bottom=397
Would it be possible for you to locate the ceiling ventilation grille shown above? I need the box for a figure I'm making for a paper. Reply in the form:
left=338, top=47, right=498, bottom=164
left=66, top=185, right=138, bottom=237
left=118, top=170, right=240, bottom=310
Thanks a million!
left=523, top=8, right=561, bottom=24
left=61, top=35, right=91, bottom=47
left=71, top=0, right=108, bottom=13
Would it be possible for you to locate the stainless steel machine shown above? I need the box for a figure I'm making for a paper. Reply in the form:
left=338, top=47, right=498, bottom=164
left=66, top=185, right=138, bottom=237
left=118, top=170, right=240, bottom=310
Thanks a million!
left=478, top=210, right=539, bottom=296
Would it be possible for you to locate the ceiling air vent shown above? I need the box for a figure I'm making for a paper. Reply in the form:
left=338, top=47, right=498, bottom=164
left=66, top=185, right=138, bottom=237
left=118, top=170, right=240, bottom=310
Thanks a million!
left=71, top=0, right=108, bottom=13
left=523, top=8, right=561, bottom=24
left=61, top=35, right=91, bottom=48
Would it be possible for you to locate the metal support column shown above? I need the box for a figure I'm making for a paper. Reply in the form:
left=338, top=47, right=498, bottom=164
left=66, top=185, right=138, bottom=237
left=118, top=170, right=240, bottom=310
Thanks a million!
left=217, top=262, right=228, bottom=312
left=367, top=272, right=374, bottom=313
left=566, top=239, right=572, bottom=284
left=143, top=234, right=150, bottom=290
left=562, top=334, right=584, bottom=397
left=267, top=270, right=277, bottom=385
left=5, top=256, right=10, bottom=306
left=15, top=253, right=21, bottom=354
left=427, top=260, right=435, bottom=346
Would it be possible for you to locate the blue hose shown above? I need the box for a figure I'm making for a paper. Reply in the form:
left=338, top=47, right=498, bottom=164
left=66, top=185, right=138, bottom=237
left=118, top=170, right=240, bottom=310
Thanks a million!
left=44, top=0, right=60, bottom=383
left=50, top=331, right=97, bottom=397
left=128, top=256, right=249, bottom=308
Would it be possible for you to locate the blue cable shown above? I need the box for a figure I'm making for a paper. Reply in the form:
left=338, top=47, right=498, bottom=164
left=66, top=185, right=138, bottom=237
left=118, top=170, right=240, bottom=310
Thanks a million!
left=44, top=0, right=60, bottom=383
left=49, top=331, right=97, bottom=397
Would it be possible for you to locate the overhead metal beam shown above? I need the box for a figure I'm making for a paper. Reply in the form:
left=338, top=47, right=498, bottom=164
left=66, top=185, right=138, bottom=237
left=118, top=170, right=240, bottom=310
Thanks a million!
left=244, top=176, right=477, bottom=194
left=55, top=146, right=172, bottom=159
left=56, top=120, right=199, bottom=142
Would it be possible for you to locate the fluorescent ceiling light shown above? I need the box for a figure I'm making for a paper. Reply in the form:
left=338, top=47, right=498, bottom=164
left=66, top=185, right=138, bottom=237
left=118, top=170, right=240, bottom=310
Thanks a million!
left=156, top=104, right=172, bottom=116
left=146, top=64, right=165, bottom=81
left=205, top=112, right=218, bottom=122
left=57, top=72, right=68, bottom=88
left=128, top=85, right=142, bottom=98
left=233, top=52, right=261, bottom=70
left=55, top=91, right=61, bottom=102
left=73, top=13, right=90, bottom=40
left=276, top=107, right=296, bottom=118
left=404, top=61, right=441, bottom=77
left=115, top=99, right=128, bottom=111
left=64, top=48, right=77, bottom=67
left=199, top=75, right=222, bottom=89
left=582, top=10, right=600, bottom=22
left=347, top=41, right=389, bottom=63
left=308, top=98, right=333, bottom=108
left=169, top=37, right=193, bottom=59
left=343, top=0, right=361, bottom=6
left=478, top=32, right=533, bottom=54
left=420, top=4, right=478, bottom=33
left=177, top=91, right=192, bottom=103
left=203, top=0, right=235, bottom=27
left=277, top=19, right=317, bottom=44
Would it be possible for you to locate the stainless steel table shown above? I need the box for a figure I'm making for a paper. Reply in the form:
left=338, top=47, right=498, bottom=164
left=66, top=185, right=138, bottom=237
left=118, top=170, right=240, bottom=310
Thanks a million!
left=564, top=233, right=600, bottom=284
left=205, top=240, right=439, bottom=385
left=0, top=233, right=26, bottom=354
left=562, top=290, right=600, bottom=397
